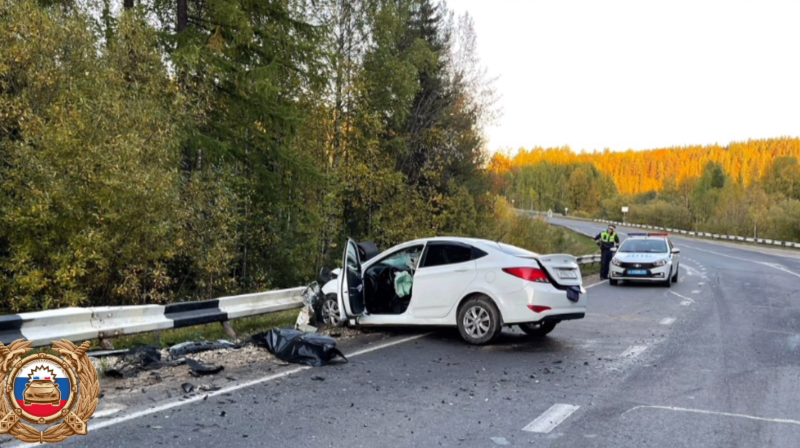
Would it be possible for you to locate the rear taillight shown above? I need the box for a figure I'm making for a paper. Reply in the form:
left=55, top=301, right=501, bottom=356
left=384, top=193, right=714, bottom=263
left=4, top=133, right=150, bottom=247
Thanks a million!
left=502, top=267, right=550, bottom=283
left=528, top=305, right=551, bottom=313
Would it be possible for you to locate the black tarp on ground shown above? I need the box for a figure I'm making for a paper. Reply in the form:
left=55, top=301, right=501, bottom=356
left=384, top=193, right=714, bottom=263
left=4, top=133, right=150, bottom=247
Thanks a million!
left=251, top=329, right=347, bottom=367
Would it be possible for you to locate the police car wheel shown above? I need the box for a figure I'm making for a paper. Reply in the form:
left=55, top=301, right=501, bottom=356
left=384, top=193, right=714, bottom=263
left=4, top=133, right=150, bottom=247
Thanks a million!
left=663, top=271, right=673, bottom=287
left=609, top=279, right=618, bottom=286
left=672, top=267, right=679, bottom=283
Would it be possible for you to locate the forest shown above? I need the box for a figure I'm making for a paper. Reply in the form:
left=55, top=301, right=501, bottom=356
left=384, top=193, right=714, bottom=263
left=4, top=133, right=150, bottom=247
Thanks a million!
left=1, top=0, right=572, bottom=313
left=493, top=138, right=800, bottom=244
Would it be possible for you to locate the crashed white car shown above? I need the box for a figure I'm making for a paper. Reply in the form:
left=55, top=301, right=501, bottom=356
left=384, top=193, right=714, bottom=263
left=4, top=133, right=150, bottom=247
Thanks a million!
left=609, top=233, right=681, bottom=287
left=316, top=237, right=586, bottom=345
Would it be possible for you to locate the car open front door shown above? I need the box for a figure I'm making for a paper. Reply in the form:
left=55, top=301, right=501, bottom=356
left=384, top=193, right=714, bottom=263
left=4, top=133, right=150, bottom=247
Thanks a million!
left=340, top=238, right=366, bottom=319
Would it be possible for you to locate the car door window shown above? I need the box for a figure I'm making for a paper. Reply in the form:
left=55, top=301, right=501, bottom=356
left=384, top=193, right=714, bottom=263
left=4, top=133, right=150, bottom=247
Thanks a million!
left=421, top=244, right=473, bottom=268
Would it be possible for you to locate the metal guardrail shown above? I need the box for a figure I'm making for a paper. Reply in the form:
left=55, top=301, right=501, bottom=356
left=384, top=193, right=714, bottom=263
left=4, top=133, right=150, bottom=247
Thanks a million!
left=593, top=219, right=800, bottom=249
left=0, top=287, right=305, bottom=347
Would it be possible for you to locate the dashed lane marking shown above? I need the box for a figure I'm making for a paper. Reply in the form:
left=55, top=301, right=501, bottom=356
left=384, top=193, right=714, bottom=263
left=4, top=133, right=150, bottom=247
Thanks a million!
left=659, top=317, right=676, bottom=325
left=669, top=291, right=695, bottom=304
left=522, top=404, right=581, bottom=433
left=620, top=345, right=648, bottom=358
left=692, top=290, right=701, bottom=294
left=623, top=405, right=800, bottom=427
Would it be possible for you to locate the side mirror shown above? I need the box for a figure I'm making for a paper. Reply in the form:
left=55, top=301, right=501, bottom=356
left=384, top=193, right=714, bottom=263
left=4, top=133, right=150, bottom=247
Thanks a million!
left=671, top=248, right=681, bottom=254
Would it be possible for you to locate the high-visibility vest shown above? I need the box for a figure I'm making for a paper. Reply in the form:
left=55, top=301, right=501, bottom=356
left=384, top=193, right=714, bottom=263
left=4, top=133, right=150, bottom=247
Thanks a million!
left=601, top=232, right=615, bottom=243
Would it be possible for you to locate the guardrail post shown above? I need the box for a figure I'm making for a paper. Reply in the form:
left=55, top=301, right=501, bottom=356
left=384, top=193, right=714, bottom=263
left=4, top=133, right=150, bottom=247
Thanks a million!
left=221, top=320, right=237, bottom=339
left=99, top=337, right=114, bottom=350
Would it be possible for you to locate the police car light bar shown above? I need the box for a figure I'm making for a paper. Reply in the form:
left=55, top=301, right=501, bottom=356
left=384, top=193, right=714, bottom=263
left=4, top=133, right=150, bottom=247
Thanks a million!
left=648, top=233, right=669, bottom=237
left=627, top=233, right=648, bottom=237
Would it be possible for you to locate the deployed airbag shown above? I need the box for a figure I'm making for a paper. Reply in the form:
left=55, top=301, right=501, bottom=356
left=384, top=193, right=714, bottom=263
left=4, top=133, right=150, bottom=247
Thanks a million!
left=394, top=271, right=413, bottom=298
left=251, top=329, right=348, bottom=367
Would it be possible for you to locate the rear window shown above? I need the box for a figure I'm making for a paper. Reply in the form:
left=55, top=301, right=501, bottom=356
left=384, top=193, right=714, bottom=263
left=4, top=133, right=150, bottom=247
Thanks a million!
left=494, top=243, right=538, bottom=257
left=619, top=239, right=668, bottom=254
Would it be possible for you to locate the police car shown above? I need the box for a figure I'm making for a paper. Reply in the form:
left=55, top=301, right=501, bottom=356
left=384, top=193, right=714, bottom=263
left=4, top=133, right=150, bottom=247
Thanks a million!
left=608, top=233, right=681, bottom=287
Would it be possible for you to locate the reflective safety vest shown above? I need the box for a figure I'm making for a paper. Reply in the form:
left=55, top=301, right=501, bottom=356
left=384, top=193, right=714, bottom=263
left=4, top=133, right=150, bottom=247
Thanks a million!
left=601, top=232, right=615, bottom=242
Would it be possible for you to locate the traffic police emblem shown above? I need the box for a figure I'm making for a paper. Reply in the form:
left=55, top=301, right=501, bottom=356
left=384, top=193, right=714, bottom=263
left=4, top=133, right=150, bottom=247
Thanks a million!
left=0, top=339, right=98, bottom=443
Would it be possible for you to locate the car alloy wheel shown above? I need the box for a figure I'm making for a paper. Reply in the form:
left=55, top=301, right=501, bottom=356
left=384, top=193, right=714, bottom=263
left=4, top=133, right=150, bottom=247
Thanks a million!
left=457, top=296, right=502, bottom=345
left=463, top=306, right=491, bottom=339
left=319, top=295, right=342, bottom=326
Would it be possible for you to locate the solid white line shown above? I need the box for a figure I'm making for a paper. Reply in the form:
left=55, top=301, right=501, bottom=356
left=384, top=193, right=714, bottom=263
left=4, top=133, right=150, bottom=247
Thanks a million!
left=623, top=405, right=800, bottom=427
left=688, top=246, right=800, bottom=279
left=620, top=345, right=647, bottom=358
left=659, top=317, right=676, bottom=326
left=522, top=404, right=581, bottom=433
left=91, top=407, right=123, bottom=418
left=669, top=291, right=695, bottom=303
left=585, top=280, right=608, bottom=289
left=43, top=333, right=431, bottom=438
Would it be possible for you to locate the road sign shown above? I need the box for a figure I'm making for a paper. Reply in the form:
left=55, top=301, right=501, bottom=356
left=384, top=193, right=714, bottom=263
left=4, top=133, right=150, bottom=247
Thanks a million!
left=621, top=206, right=629, bottom=213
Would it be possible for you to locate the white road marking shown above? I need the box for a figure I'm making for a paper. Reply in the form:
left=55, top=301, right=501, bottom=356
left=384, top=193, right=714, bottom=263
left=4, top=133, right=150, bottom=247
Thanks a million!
left=620, top=345, right=648, bottom=358
left=623, top=405, right=800, bottom=427
left=659, top=317, right=676, bottom=325
left=692, top=290, right=701, bottom=294
left=688, top=246, right=800, bottom=279
left=522, top=404, right=581, bottom=433
left=92, top=407, right=123, bottom=418
left=670, top=291, right=696, bottom=303
left=19, top=333, right=433, bottom=440
left=680, top=301, right=692, bottom=306
left=491, top=437, right=511, bottom=445
left=585, top=280, right=608, bottom=289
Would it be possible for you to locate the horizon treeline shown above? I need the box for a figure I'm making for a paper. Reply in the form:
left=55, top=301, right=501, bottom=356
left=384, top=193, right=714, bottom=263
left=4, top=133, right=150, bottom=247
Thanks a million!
left=493, top=138, right=800, bottom=243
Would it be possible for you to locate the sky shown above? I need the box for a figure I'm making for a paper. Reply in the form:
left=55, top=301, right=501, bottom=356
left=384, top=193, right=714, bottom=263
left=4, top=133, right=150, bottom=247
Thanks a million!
left=448, top=0, right=800, bottom=154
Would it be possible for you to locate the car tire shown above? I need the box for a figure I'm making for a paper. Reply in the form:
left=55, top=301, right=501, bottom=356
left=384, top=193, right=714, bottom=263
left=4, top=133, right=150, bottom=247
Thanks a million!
left=609, top=279, right=618, bottom=286
left=519, top=321, right=557, bottom=338
left=316, top=294, right=343, bottom=327
left=663, top=271, right=673, bottom=288
left=672, top=265, right=679, bottom=283
left=457, top=296, right=502, bottom=345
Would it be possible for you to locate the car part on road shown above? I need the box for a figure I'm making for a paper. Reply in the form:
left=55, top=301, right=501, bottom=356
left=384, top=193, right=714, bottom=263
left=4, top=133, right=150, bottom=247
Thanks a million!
left=168, top=340, right=237, bottom=359
left=316, top=294, right=342, bottom=326
left=186, top=358, right=224, bottom=376
left=181, top=383, right=195, bottom=393
left=250, top=328, right=348, bottom=367
left=519, top=321, right=557, bottom=337
left=457, top=295, right=502, bottom=345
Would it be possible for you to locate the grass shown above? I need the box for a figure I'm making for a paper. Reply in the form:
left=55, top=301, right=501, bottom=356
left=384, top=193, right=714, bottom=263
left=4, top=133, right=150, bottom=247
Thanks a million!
left=554, top=226, right=602, bottom=277
left=89, top=309, right=300, bottom=351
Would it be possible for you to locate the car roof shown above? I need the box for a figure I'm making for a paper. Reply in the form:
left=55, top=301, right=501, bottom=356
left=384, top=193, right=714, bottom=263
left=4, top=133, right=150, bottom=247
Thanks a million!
left=379, top=236, right=537, bottom=255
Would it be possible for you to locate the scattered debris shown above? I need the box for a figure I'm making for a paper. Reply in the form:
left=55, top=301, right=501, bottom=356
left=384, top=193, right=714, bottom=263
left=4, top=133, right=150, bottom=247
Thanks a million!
left=169, top=340, right=237, bottom=360
left=182, top=383, right=195, bottom=394
left=187, top=358, right=224, bottom=376
left=250, top=328, right=347, bottom=367
left=198, top=384, right=221, bottom=392
left=311, top=375, right=325, bottom=381
left=491, top=437, right=510, bottom=446
left=219, top=411, right=227, bottom=417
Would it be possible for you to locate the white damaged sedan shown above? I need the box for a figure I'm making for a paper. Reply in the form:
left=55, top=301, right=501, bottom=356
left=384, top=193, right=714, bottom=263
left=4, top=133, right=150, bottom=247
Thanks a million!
left=325, top=237, right=586, bottom=345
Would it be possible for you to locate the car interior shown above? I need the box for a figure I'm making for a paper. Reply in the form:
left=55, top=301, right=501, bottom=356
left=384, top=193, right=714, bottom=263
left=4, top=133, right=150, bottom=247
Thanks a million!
left=363, top=245, right=423, bottom=315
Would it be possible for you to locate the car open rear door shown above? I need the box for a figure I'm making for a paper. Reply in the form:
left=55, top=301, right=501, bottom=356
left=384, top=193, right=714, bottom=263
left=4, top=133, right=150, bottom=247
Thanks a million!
left=340, top=238, right=366, bottom=318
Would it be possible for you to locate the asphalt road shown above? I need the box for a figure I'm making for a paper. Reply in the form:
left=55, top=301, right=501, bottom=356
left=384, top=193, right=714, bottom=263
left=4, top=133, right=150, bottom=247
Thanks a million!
left=13, top=219, right=800, bottom=448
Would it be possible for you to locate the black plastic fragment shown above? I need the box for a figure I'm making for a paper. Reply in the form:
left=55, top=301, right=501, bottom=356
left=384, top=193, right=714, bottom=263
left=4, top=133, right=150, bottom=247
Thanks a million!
left=186, top=358, right=224, bottom=376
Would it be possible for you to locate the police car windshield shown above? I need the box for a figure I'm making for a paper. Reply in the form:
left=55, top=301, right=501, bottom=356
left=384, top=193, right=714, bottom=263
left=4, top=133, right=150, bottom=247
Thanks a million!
left=619, top=239, right=668, bottom=253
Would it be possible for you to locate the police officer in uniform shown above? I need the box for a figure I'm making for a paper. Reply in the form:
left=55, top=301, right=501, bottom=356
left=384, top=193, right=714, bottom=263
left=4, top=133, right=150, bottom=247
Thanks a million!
left=595, top=225, right=620, bottom=280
